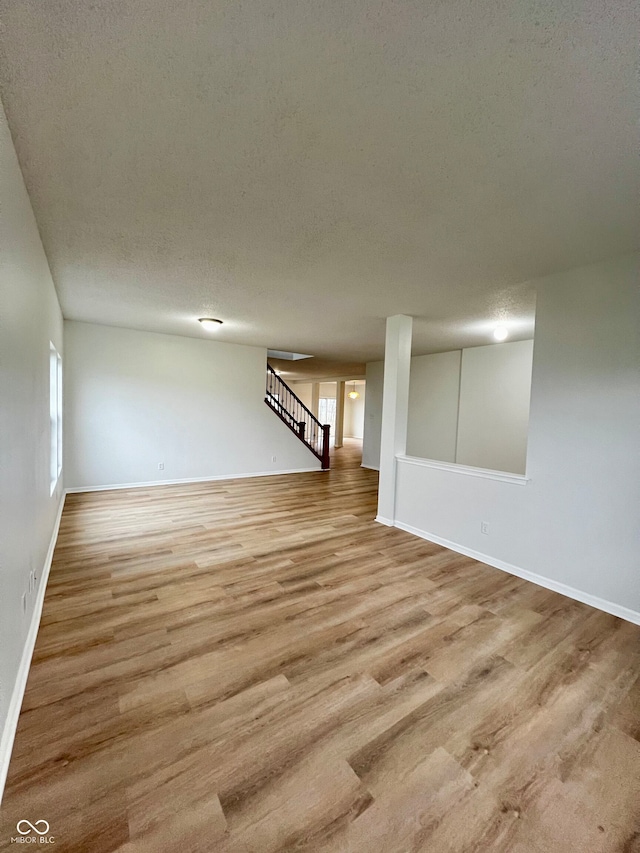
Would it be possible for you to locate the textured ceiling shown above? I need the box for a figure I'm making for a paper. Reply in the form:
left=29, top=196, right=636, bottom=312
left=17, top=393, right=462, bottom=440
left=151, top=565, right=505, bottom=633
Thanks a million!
left=0, top=0, right=638, bottom=361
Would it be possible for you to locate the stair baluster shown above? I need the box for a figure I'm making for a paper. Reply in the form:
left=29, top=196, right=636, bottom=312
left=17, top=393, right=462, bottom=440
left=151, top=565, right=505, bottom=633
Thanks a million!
left=264, top=364, right=331, bottom=470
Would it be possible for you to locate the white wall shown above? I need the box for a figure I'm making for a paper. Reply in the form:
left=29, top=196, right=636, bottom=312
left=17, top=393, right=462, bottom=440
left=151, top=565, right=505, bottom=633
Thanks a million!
left=64, top=322, right=320, bottom=490
left=0, top=102, right=64, bottom=794
left=362, top=361, right=384, bottom=469
left=291, top=382, right=313, bottom=411
left=344, top=385, right=365, bottom=439
left=407, top=350, right=461, bottom=462
left=319, top=382, right=337, bottom=399
left=393, top=254, right=640, bottom=619
left=365, top=341, right=534, bottom=474
left=456, top=340, right=533, bottom=474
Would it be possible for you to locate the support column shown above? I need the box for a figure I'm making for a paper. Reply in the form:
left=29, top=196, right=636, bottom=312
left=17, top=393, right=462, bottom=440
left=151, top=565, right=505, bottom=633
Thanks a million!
left=311, top=382, right=320, bottom=418
left=377, top=314, right=413, bottom=524
left=334, top=381, right=345, bottom=448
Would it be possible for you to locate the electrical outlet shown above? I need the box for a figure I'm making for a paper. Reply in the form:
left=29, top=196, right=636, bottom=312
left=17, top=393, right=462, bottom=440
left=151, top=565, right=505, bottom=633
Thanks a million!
left=158, top=462, right=164, bottom=470
left=271, top=456, right=277, bottom=463
left=480, top=522, right=489, bottom=535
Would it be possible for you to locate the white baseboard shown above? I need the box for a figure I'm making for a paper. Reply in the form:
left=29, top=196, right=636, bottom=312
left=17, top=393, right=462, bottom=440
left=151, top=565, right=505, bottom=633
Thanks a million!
left=66, top=466, right=322, bottom=494
left=362, top=464, right=380, bottom=471
left=0, top=492, right=66, bottom=804
left=375, top=515, right=394, bottom=527
left=393, top=519, right=640, bottom=627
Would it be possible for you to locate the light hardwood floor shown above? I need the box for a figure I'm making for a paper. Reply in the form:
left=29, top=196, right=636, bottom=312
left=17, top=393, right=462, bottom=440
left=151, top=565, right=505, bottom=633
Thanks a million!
left=2, top=440, right=639, bottom=852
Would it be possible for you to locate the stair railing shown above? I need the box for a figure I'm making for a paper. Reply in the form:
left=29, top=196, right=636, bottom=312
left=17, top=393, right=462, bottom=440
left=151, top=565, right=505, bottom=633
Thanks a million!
left=265, top=364, right=330, bottom=469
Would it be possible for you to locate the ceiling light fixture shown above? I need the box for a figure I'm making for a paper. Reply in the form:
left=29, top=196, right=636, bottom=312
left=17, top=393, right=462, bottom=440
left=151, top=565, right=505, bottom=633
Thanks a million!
left=348, top=383, right=360, bottom=400
left=198, top=317, right=223, bottom=331
left=493, top=325, right=509, bottom=342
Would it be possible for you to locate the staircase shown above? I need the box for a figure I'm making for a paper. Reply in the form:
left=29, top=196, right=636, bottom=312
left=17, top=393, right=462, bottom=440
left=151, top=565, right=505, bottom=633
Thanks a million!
left=265, top=364, right=331, bottom=470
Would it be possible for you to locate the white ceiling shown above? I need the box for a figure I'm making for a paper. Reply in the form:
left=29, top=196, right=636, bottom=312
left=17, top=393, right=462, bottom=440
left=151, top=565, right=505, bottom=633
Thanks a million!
left=0, top=0, right=637, bottom=361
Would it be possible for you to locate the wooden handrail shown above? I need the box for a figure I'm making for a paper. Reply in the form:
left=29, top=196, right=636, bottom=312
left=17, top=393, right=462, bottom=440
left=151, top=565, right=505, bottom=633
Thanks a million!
left=264, top=365, right=331, bottom=469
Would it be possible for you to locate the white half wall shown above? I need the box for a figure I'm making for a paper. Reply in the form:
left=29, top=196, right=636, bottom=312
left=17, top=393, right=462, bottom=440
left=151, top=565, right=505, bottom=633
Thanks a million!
left=456, top=340, right=533, bottom=474
left=407, top=350, right=461, bottom=463
left=393, top=254, right=640, bottom=619
left=64, top=322, right=320, bottom=490
left=0, top=101, right=64, bottom=797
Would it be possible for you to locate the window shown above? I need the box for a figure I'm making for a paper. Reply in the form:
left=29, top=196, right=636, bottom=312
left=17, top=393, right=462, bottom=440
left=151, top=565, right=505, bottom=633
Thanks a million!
left=318, top=397, right=336, bottom=430
left=50, top=343, right=62, bottom=494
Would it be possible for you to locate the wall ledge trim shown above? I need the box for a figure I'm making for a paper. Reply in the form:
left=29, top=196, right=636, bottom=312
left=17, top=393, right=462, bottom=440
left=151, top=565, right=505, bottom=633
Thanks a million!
left=392, top=519, right=640, bottom=627
left=397, top=454, right=529, bottom=486
left=65, top=467, right=322, bottom=493
left=0, top=492, right=66, bottom=803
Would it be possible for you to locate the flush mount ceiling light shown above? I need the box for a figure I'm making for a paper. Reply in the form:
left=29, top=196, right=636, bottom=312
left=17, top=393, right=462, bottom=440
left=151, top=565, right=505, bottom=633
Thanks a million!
left=348, top=383, right=360, bottom=400
left=493, top=325, right=509, bottom=342
left=198, top=317, right=223, bottom=331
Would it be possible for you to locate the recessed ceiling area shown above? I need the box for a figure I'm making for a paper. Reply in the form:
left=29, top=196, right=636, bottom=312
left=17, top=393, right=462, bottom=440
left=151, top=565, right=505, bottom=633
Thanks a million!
left=268, top=357, right=366, bottom=382
left=266, top=350, right=313, bottom=361
left=0, top=1, right=637, bottom=361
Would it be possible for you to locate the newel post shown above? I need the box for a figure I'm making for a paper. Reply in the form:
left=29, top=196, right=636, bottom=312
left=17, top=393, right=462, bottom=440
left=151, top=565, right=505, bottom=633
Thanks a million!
left=321, top=424, right=331, bottom=470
